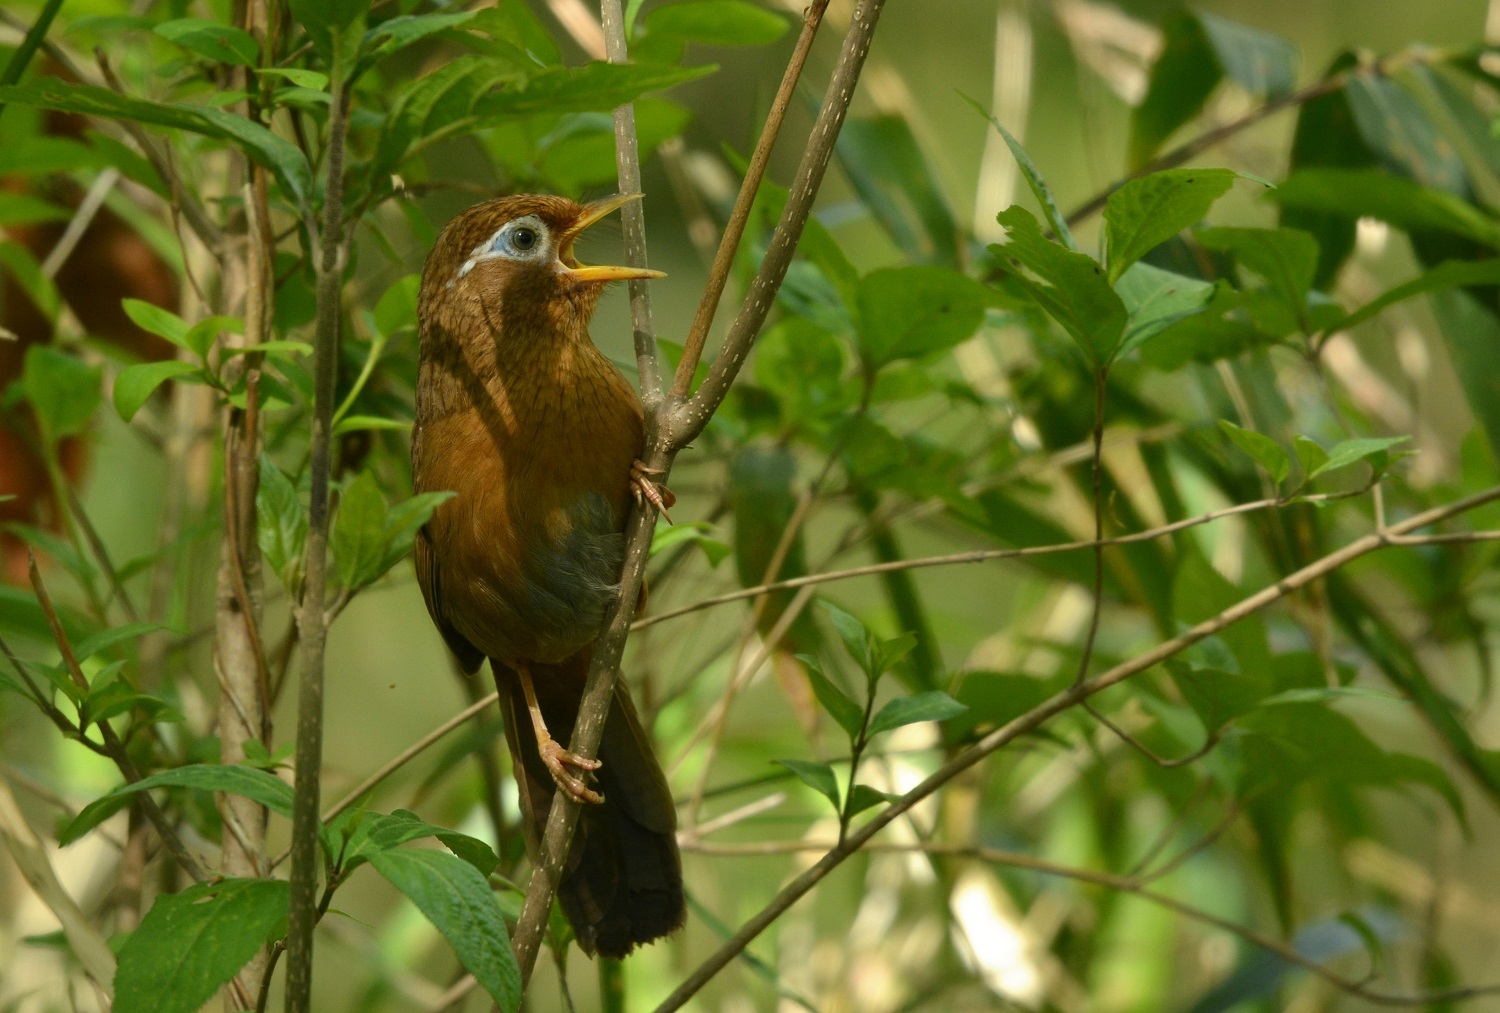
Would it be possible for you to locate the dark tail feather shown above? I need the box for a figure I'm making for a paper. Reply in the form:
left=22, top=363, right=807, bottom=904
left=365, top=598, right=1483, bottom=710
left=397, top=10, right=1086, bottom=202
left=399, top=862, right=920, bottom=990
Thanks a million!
left=493, top=654, right=684, bottom=957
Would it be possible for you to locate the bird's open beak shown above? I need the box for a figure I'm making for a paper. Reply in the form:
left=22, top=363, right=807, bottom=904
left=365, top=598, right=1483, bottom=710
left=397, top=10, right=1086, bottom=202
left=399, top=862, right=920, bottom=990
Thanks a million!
left=558, top=193, right=666, bottom=284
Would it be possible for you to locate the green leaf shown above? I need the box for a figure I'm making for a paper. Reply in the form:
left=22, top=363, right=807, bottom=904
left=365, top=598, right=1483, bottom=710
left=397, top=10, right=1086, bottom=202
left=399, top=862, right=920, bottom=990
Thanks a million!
left=1166, top=660, right=1271, bottom=731
left=332, top=471, right=388, bottom=590
left=1104, top=168, right=1239, bottom=283
left=73, top=622, right=168, bottom=661
left=774, top=759, right=840, bottom=812
left=254, top=67, right=329, bottom=90
left=1219, top=419, right=1290, bottom=485
left=867, top=691, right=967, bottom=738
left=1309, top=436, right=1409, bottom=479
left=369, top=848, right=522, bottom=1013
left=379, top=491, right=455, bottom=575
left=184, top=316, right=242, bottom=360
left=154, top=18, right=260, bottom=67
left=818, top=600, right=874, bottom=678
left=372, top=274, right=420, bottom=338
left=114, top=361, right=201, bottom=422
left=634, top=0, right=788, bottom=64
left=1269, top=169, right=1500, bottom=248
left=344, top=810, right=499, bottom=877
left=855, top=266, right=990, bottom=366
left=1130, top=11, right=1296, bottom=166
left=61, top=765, right=293, bottom=845
left=836, top=113, right=965, bottom=264
left=114, top=879, right=289, bottom=1013
left=0, top=81, right=313, bottom=206
left=1337, top=910, right=1386, bottom=976
left=257, top=457, right=307, bottom=591
left=1327, top=258, right=1500, bottom=334
left=799, top=655, right=865, bottom=742
left=1426, top=289, right=1500, bottom=456
left=23, top=345, right=101, bottom=445
left=964, top=95, right=1074, bottom=250
left=356, top=12, right=477, bottom=77
left=991, top=205, right=1127, bottom=365
left=0, top=242, right=58, bottom=321
left=1199, top=226, right=1319, bottom=331
left=1294, top=435, right=1329, bottom=479
left=1113, top=262, right=1216, bottom=359
left=0, top=192, right=69, bottom=225
left=844, top=784, right=896, bottom=817
left=332, top=414, right=410, bottom=437
left=121, top=299, right=191, bottom=351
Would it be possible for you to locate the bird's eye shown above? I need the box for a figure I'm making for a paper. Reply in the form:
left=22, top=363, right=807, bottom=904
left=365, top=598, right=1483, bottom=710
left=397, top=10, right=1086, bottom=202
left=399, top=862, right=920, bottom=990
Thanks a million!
left=511, top=226, right=538, bottom=251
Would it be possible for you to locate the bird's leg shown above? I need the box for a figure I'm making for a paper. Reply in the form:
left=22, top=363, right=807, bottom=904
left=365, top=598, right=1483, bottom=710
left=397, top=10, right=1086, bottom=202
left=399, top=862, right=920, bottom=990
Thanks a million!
left=630, top=459, right=676, bottom=524
left=516, top=662, right=604, bottom=805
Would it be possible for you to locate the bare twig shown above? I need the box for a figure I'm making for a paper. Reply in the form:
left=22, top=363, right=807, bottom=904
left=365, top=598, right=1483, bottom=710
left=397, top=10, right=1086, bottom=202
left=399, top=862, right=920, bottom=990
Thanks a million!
left=669, top=0, right=830, bottom=401
left=633, top=488, right=1378, bottom=630
left=653, top=485, right=1500, bottom=1009
left=685, top=839, right=1500, bottom=1006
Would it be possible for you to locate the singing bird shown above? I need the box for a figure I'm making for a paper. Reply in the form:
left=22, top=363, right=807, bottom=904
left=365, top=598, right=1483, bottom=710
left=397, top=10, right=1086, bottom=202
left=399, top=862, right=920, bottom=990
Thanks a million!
left=412, top=194, right=683, bottom=956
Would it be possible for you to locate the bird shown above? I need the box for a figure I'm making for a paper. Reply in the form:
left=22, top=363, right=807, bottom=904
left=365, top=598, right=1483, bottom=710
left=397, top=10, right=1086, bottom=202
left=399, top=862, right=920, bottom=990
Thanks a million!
left=411, top=193, right=684, bottom=958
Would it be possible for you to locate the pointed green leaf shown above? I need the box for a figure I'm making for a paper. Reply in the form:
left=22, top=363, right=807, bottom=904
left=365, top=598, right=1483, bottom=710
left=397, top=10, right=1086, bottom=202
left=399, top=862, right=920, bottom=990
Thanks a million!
left=1199, top=227, right=1320, bottom=328
left=22, top=345, right=101, bottom=445
left=1270, top=169, right=1500, bottom=248
left=867, top=691, right=967, bottom=738
left=114, top=361, right=201, bottom=422
left=992, top=205, right=1126, bottom=365
left=257, top=457, right=307, bottom=591
left=154, top=18, right=260, bottom=67
left=345, top=810, right=499, bottom=877
left=1114, top=262, right=1217, bottom=358
left=114, top=878, right=288, bottom=1013
left=774, top=759, right=841, bottom=812
left=964, top=95, right=1074, bottom=249
left=798, top=655, right=865, bottom=742
left=369, top=848, right=522, bottom=1013
left=1219, top=419, right=1290, bottom=485
left=332, top=471, right=389, bottom=590
left=1104, top=168, right=1239, bottom=283
left=1294, top=435, right=1329, bottom=479
left=73, top=622, right=168, bottom=661
left=1327, top=258, right=1500, bottom=334
left=844, top=784, right=896, bottom=818
left=818, top=600, right=874, bottom=678
left=855, top=266, right=990, bottom=366
left=1308, top=436, right=1409, bottom=479
left=61, top=765, right=293, bottom=845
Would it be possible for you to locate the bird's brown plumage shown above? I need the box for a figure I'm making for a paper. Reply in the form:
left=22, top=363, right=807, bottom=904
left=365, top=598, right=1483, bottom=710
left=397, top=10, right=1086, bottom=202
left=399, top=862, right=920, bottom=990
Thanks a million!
left=412, top=194, right=683, bottom=956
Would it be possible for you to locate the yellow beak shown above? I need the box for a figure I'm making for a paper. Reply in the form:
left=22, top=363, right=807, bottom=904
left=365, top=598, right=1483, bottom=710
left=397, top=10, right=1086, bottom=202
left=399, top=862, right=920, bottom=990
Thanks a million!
left=558, top=193, right=666, bottom=283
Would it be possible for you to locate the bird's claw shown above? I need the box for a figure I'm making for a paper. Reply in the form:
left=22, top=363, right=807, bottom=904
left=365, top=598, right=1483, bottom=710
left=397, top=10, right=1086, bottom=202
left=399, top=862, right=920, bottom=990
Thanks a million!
left=538, top=737, right=604, bottom=804
left=630, top=459, right=677, bottom=524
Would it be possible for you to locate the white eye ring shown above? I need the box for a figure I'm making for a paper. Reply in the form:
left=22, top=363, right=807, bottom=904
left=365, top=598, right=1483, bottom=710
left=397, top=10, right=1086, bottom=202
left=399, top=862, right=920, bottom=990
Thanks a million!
left=489, top=216, right=550, bottom=260
left=455, top=215, right=552, bottom=281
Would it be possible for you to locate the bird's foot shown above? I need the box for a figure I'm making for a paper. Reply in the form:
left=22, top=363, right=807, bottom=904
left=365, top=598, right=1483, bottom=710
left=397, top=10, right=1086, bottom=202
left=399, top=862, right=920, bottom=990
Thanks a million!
left=538, top=737, right=604, bottom=805
left=630, top=459, right=677, bottom=523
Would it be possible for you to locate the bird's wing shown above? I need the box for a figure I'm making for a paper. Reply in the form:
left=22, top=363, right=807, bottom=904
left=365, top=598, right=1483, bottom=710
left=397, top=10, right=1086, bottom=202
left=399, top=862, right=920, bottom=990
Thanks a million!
left=414, top=526, right=485, bottom=674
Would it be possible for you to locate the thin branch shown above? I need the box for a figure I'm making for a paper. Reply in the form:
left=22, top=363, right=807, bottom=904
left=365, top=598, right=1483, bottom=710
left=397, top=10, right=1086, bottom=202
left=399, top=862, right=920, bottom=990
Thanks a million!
left=509, top=0, right=873, bottom=980
left=685, top=839, right=1500, bottom=1007
left=322, top=691, right=500, bottom=825
left=668, top=0, right=830, bottom=402
left=671, top=0, right=884, bottom=445
left=1061, top=47, right=1434, bottom=229
left=284, top=57, right=351, bottom=1013
left=600, top=0, right=662, bottom=409
left=634, top=487, right=1374, bottom=630
left=27, top=554, right=208, bottom=882
left=653, top=484, right=1500, bottom=1009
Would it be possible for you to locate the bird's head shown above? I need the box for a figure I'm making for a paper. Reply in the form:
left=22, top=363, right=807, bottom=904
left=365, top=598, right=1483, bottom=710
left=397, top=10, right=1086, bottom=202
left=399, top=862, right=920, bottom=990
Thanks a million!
left=419, top=193, right=663, bottom=346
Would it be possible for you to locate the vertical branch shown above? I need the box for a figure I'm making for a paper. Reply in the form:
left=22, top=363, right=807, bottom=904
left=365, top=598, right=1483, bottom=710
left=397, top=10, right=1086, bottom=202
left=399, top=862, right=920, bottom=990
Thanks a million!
left=671, top=0, right=885, bottom=444
left=599, top=0, right=662, bottom=412
left=284, top=60, right=349, bottom=1013
left=218, top=2, right=276, bottom=1005
left=507, top=0, right=885, bottom=984
left=668, top=0, right=829, bottom=402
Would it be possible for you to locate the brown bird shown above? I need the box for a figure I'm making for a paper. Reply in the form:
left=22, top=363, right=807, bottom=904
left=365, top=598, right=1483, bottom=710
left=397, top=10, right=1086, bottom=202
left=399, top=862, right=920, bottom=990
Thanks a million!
left=411, top=193, right=683, bottom=957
